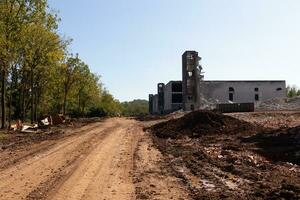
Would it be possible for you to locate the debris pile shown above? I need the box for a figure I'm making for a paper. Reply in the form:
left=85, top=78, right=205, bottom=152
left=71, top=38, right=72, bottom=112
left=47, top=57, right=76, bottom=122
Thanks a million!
left=1, top=116, right=99, bottom=151
left=257, top=96, right=300, bottom=111
left=149, top=110, right=260, bottom=139
left=228, top=111, right=300, bottom=129
left=199, top=96, right=219, bottom=110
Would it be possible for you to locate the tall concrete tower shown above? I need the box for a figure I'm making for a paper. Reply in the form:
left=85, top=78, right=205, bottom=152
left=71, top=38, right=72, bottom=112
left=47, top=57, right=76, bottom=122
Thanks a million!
left=182, top=51, right=202, bottom=111
left=157, top=83, right=165, bottom=114
left=149, top=94, right=154, bottom=114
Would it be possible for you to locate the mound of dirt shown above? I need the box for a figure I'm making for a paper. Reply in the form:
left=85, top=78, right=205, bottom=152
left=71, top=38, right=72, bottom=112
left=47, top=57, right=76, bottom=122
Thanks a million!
left=135, top=115, right=167, bottom=122
left=147, top=111, right=300, bottom=199
left=242, top=125, right=300, bottom=164
left=149, top=110, right=261, bottom=139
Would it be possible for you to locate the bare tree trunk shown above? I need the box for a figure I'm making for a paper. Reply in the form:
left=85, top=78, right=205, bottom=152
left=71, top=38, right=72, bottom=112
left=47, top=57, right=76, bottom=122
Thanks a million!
left=30, top=68, right=34, bottom=124
left=34, top=89, right=37, bottom=122
left=8, top=81, right=13, bottom=129
left=21, top=73, right=26, bottom=122
left=1, top=69, right=6, bottom=129
left=9, top=66, right=17, bottom=129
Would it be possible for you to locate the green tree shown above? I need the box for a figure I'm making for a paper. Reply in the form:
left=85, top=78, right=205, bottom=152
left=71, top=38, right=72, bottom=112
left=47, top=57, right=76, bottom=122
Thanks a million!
left=121, top=100, right=149, bottom=116
left=61, top=54, right=81, bottom=115
left=286, top=85, right=300, bottom=98
left=98, top=90, right=122, bottom=116
left=0, top=0, right=122, bottom=125
left=0, top=0, right=58, bottom=127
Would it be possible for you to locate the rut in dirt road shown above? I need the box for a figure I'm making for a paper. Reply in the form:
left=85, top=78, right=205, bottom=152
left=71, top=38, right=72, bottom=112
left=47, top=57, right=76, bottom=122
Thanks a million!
left=0, top=118, right=190, bottom=200
left=0, top=119, right=138, bottom=200
left=48, top=120, right=139, bottom=200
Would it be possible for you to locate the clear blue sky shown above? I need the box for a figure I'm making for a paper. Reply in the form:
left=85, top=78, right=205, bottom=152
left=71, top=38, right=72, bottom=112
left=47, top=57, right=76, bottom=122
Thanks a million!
left=48, top=0, right=300, bottom=102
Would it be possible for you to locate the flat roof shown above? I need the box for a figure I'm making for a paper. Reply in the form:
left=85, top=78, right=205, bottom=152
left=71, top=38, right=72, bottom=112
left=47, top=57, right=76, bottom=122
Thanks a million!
left=204, top=80, right=285, bottom=83
left=167, top=80, right=182, bottom=83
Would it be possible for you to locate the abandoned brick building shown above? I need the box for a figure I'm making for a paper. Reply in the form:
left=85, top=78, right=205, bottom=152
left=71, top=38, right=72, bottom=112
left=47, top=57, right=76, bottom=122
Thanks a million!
left=149, top=50, right=286, bottom=114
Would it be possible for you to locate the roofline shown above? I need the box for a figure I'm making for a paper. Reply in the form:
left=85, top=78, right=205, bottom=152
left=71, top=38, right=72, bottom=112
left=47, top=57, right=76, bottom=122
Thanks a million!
left=167, top=80, right=182, bottom=83
left=182, top=50, right=198, bottom=55
left=203, top=80, right=286, bottom=82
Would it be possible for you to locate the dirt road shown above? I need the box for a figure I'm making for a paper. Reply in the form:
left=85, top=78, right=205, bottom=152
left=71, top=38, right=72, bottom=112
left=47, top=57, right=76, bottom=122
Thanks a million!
left=0, top=118, right=189, bottom=200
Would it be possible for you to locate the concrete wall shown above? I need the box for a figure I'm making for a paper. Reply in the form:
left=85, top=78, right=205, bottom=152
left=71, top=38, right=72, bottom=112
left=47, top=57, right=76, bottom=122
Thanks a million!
left=157, top=83, right=165, bottom=114
left=148, top=94, right=153, bottom=114
left=164, top=81, right=183, bottom=114
left=201, top=81, right=286, bottom=104
left=182, top=51, right=202, bottom=111
left=151, top=80, right=286, bottom=114
left=164, top=82, right=172, bottom=111
left=152, top=94, right=159, bottom=114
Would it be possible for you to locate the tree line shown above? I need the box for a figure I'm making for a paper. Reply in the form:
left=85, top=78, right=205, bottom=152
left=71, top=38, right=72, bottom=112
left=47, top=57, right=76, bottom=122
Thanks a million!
left=121, top=100, right=149, bottom=116
left=286, top=85, right=300, bottom=98
left=0, top=0, right=123, bottom=129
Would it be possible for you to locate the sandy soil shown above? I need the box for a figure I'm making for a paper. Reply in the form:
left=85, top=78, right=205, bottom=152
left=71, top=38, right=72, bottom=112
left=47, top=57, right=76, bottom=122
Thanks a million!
left=134, top=132, right=190, bottom=200
left=0, top=118, right=188, bottom=200
left=3, top=111, right=298, bottom=200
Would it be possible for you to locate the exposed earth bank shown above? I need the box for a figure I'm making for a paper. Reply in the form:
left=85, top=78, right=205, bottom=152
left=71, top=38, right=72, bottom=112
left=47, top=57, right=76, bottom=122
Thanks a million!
left=148, top=111, right=300, bottom=199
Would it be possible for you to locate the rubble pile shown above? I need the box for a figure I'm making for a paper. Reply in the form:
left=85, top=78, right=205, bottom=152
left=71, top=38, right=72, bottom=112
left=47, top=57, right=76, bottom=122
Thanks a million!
left=2, top=116, right=101, bottom=150
left=228, top=111, right=300, bottom=129
left=149, top=110, right=260, bottom=139
left=257, top=96, right=300, bottom=111
left=149, top=111, right=300, bottom=199
left=199, top=97, right=219, bottom=110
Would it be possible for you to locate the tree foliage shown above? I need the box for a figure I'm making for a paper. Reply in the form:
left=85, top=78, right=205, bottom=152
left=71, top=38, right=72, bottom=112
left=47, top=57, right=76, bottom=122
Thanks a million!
left=286, top=85, right=300, bottom=98
left=121, top=100, right=149, bottom=116
left=0, top=0, right=121, bottom=128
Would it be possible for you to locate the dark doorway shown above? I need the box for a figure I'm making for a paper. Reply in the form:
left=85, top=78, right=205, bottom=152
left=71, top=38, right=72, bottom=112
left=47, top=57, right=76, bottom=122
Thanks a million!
left=172, top=82, right=182, bottom=92
left=172, top=94, right=182, bottom=103
left=191, top=105, right=195, bottom=111
left=229, top=93, right=234, bottom=101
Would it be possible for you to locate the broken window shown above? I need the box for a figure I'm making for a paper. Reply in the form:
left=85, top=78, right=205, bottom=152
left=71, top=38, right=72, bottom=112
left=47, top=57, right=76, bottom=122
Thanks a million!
left=229, top=93, right=234, bottom=101
left=255, top=88, right=259, bottom=92
left=172, top=83, right=182, bottom=92
left=172, top=94, right=183, bottom=103
left=276, top=88, right=282, bottom=91
left=229, top=87, right=234, bottom=101
left=188, top=71, right=193, bottom=77
left=255, top=94, right=259, bottom=101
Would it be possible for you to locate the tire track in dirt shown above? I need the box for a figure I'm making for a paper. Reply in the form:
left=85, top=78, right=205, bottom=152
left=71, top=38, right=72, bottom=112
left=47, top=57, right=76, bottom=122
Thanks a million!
left=0, top=118, right=191, bottom=200
left=133, top=130, right=191, bottom=200
left=48, top=121, right=139, bottom=200
left=0, top=119, right=118, bottom=200
left=0, top=122, right=105, bottom=170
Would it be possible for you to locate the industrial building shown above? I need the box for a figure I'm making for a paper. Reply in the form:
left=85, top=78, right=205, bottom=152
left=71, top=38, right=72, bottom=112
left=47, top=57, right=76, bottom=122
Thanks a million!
left=149, top=50, right=286, bottom=114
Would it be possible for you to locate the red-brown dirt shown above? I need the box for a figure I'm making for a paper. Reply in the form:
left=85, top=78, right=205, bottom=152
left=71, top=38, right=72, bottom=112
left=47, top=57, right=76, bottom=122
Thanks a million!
left=148, top=110, right=262, bottom=139
left=148, top=111, right=300, bottom=199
